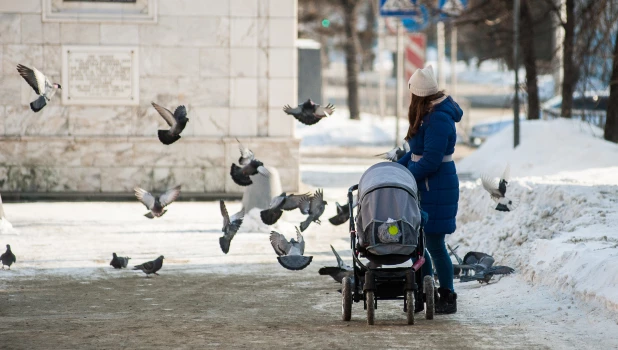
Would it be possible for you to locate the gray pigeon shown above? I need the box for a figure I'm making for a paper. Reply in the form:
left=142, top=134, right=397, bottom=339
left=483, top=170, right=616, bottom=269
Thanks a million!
left=260, top=192, right=310, bottom=225
left=328, top=194, right=358, bottom=226
left=318, top=245, right=353, bottom=283
left=481, top=164, right=518, bottom=212
left=283, top=99, right=335, bottom=125
left=270, top=227, right=313, bottom=271
left=110, top=253, right=131, bottom=269
left=17, top=64, right=61, bottom=112
left=134, top=185, right=181, bottom=219
left=455, top=252, right=515, bottom=283
left=1, top=244, right=16, bottom=270
left=133, top=255, right=164, bottom=277
left=230, top=140, right=270, bottom=186
left=376, top=141, right=411, bottom=162
left=152, top=102, right=189, bottom=145
left=299, top=188, right=327, bottom=232
left=219, top=200, right=244, bottom=254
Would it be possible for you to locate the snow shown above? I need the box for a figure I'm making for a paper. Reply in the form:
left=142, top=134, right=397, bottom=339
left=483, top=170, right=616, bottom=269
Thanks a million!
left=0, top=218, right=17, bottom=235
left=452, top=118, right=618, bottom=313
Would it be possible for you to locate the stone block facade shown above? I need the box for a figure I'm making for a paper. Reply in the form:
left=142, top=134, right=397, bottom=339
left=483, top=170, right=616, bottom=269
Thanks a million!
left=0, top=0, right=299, bottom=196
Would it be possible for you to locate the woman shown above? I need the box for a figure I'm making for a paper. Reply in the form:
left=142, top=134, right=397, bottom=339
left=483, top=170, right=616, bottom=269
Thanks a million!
left=397, top=65, right=462, bottom=314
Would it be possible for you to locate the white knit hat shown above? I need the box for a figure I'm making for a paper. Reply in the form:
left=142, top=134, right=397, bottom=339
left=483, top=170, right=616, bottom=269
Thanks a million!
left=407, top=65, right=439, bottom=97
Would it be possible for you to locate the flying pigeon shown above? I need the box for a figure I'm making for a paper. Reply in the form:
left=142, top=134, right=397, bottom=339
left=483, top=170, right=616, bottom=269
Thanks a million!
left=16, top=64, right=61, bottom=112
left=110, top=253, right=131, bottom=269
left=299, top=188, right=327, bottom=232
left=219, top=200, right=245, bottom=254
left=133, top=255, right=164, bottom=277
left=328, top=194, right=358, bottom=226
left=318, top=245, right=353, bottom=283
left=376, top=141, right=411, bottom=162
left=151, top=102, right=189, bottom=145
left=455, top=252, right=515, bottom=284
left=481, top=164, right=518, bottom=212
left=1, top=244, right=16, bottom=270
left=260, top=192, right=311, bottom=225
left=134, top=185, right=181, bottom=219
left=283, top=99, right=335, bottom=125
left=270, top=227, right=313, bottom=271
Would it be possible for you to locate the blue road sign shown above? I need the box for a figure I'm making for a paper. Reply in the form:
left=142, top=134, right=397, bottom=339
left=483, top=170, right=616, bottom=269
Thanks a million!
left=438, top=0, right=468, bottom=18
left=379, top=0, right=421, bottom=17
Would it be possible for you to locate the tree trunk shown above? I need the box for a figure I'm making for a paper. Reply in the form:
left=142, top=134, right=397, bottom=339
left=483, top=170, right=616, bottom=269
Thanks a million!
left=604, top=32, right=618, bottom=143
left=340, top=0, right=361, bottom=120
left=519, top=0, right=539, bottom=120
left=363, top=0, right=377, bottom=71
left=560, top=0, right=575, bottom=118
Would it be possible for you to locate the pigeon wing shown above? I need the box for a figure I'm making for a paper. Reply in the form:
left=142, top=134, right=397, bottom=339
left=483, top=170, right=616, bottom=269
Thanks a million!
left=314, top=103, right=335, bottom=117
left=230, top=208, right=245, bottom=226
left=281, top=193, right=310, bottom=211
left=151, top=102, right=176, bottom=127
left=502, top=163, right=511, bottom=181
left=220, top=200, right=231, bottom=227
left=134, top=187, right=156, bottom=210
left=269, top=231, right=291, bottom=256
left=298, top=196, right=312, bottom=215
left=376, top=147, right=400, bottom=162
left=328, top=212, right=349, bottom=226
left=403, top=140, right=411, bottom=153
left=159, top=185, right=181, bottom=207
left=282, top=104, right=303, bottom=116
left=17, top=64, right=45, bottom=95
left=296, top=226, right=305, bottom=255
left=487, top=265, right=515, bottom=275
left=268, top=195, right=286, bottom=210
left=236, top=138, right=255, bottom=165
left=309, top=188, right=324, bottom=214
left=173, top=105, right=187, bottom=121
left=481, top=174, right=502, bottom=200
left=330, top=245, right=347, bottom=269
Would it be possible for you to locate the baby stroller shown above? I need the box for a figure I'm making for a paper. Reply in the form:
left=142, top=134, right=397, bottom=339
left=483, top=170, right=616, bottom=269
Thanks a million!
left=341, top=162, right=434, bottom=325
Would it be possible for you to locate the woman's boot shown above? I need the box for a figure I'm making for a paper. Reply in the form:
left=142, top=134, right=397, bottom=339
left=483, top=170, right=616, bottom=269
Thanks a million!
left=435, top=287, right=457, bottom=314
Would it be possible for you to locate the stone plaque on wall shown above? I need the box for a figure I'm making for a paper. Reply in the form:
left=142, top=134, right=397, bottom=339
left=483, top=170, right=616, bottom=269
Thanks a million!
left=62, top=46, right=139, bottom=106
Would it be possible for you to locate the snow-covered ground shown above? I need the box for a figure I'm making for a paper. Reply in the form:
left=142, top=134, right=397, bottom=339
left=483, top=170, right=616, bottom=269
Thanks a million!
left=455, top=118, right=618, bottom=313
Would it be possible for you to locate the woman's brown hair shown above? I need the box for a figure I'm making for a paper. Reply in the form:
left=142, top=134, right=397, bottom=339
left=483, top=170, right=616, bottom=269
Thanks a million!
left=404, top=91, right=445, bottom=141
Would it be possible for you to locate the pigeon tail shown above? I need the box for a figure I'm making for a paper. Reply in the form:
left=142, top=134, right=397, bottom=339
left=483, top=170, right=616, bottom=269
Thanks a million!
left=277, top=255, right=313, bottom=271
left=30, top=96, right=46, bottom=112
left=219, top=236, right=231, bottom=254
left=158, top=130, right=181, bottom=145
left=144, top=212, right=155, bottom=219
left=299, top=217, right=312, bottom=232
left=328, top=214, right=348, bottom=226
left=260, top=208, right=283, bottom=225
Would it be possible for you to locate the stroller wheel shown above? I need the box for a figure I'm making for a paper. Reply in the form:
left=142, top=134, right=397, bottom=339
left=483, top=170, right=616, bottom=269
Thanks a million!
left=406, top=290, right=415, bottom=325
left=424, top=275, right=435, bottom=320
left=365, top=291, right=375, bottom=325
left=342, top=277, right=352, bottom=321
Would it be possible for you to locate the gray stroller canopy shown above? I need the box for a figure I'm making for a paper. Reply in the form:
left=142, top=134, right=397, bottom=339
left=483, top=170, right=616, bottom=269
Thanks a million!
left=358, top=162, right=418, bottom=202
left=357, top=162, right=421, bottom=257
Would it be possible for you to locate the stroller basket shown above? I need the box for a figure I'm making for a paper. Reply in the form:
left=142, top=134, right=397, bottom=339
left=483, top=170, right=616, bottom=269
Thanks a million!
left=356, top=162, right=421, bottom=259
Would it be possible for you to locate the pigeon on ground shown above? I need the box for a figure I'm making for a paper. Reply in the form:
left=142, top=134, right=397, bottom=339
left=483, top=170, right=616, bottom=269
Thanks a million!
left=110, top=253, right=131, bottom=269
left=230, top=140, right=270, bottom=186
left=133, top=255, right=164, bottom=277
left=219, top=200, right=245, bottom=254
left=16, top=64, right=61, bottom=112
left=283, top=99, right=335, bottom=125
left=455, top=251, right=515, bottom=284
left=134, top=185, right=181, bottom=219
left=151, top=102, right=189, bottom=145
left=260, top=192, right=311, bottom=225
left=1, top=244, right=16, bottom=270
left=299, top=188, right=327, bottom=232
left=481, top=164, right=518, bottom=212
left=376, top=141, right=411, bottom=162
left=270, top=227, right=313, bottom=270
left=318, top=245, right=354, bottom=283
left=328, top=194, right=358, bottom=226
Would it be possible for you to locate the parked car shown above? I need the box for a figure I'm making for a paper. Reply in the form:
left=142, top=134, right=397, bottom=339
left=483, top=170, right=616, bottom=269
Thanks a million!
left=468, top=116, right=525, bottom=147
left=540, top=90, right=609, bottom=128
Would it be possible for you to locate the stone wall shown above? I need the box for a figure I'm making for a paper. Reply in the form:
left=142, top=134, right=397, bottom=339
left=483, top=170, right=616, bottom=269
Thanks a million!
left=0, top=0, right=299, bottom=196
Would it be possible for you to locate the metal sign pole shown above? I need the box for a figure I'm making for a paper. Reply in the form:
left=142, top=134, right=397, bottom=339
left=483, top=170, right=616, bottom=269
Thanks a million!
left=513, top=0, right=520, bottom=148
left=437, top=21, right=446, bottom=88
left=450, top=25, right=457, bottom=98
left=395, top=19, right=404, bottom=147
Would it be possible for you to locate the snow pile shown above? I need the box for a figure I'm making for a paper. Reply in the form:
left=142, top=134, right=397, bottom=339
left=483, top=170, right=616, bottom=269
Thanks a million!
left=239, top=208, right=274, bottom=233
left=453, top=118, right=618, bottom=312
left=296, top=109, right=408, bottom=147
left=0, top=218, right=17, bottom=235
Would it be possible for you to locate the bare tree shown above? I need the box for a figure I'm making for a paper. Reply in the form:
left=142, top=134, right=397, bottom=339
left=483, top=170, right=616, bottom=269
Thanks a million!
left=339, top=0, right=362, bottom=119
left=604, top=32, right=618, bottom=143
left=520, top=0, right=540, bottom=119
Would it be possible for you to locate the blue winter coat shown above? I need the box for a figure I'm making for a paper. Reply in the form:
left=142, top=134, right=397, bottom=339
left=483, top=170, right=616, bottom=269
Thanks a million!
left=397, top=96, right=463, bottom=234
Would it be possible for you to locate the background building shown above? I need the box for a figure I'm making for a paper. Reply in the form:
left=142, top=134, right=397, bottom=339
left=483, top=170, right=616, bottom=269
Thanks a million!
left=0, top=0, right=299, bottom=197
